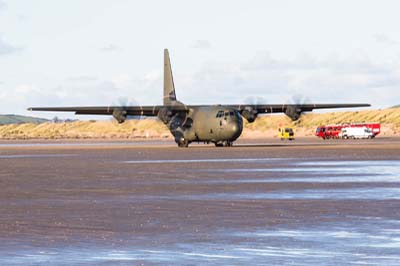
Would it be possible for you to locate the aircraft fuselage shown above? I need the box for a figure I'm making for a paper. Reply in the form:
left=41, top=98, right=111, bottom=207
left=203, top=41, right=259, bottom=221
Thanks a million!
left=161, top=106, right=243, bottom=147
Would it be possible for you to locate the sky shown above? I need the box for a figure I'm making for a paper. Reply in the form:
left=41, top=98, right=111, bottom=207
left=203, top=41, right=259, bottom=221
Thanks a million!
left=0, top=0, right=400, bottom=119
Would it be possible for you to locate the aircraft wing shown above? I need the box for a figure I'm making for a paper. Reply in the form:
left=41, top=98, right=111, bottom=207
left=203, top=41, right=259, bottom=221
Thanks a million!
left=229, top=103, right=371, bottom=113
left=29, top=103, right=371, bottom=115
left=28, top=106, right=163, bottom=116
left=29, top=103, right=370, bottom=122
left=224, top=103, right=370, bottom=121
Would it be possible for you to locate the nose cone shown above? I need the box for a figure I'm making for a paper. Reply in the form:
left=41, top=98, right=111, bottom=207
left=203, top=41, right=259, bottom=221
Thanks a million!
left=229, top=120, right=243, bottom=140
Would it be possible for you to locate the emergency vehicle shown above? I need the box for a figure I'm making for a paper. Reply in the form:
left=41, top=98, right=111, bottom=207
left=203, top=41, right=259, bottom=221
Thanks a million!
left=278, top=127, right=295, bottom=140
left=315, top=123, right=380, bottom=139
left=339, top=127, right=374, bottom=139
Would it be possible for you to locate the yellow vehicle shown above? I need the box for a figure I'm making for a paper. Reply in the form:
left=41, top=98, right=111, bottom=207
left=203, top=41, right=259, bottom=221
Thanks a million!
left=278, top=127, right=295, bottom=140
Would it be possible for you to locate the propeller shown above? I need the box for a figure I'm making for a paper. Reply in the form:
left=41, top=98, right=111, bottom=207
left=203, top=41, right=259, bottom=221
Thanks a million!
left=157, top=108, right=174, bottom=124
left=112, top=97, right=143, bottom=123
left=284, top=94, right=311, bottom=121
left=244, top=96, right=267, bottom=106
left=242, top=96, right=267, bottom=123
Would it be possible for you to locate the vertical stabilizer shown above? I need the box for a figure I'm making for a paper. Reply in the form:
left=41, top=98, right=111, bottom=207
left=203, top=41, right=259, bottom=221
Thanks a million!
left=164, top=49, right=177, bottom=106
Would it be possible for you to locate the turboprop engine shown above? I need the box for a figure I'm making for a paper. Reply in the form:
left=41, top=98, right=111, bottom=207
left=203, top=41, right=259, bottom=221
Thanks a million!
left=157, top=108, right=174, bottom=124
left=112, top=108, right=127, bottom=123
left=241, top=107, right=258, bottom=123
left=284, top=106, right=302, bottom=121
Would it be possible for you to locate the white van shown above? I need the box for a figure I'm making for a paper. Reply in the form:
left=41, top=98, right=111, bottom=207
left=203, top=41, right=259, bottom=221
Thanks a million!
left=339, top=127, right=374, bottom=139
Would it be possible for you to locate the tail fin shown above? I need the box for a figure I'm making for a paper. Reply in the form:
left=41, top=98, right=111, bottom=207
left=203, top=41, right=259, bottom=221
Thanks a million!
left=163, top=49, right=177, bottom=106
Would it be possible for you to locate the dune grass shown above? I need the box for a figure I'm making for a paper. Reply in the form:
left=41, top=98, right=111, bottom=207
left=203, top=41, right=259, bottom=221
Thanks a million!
left=0, top=108, right=399, bottom=139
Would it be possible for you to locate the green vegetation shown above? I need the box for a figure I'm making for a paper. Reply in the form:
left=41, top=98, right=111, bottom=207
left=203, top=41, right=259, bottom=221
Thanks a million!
left=0, top=115, right=48, bottom=125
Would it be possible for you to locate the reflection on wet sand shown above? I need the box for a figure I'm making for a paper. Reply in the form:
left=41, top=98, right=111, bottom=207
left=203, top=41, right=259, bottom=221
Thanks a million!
left=1, top=139, right=399, bottom=265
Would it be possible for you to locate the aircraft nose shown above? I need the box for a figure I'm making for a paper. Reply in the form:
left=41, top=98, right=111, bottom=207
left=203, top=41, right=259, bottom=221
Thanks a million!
left=231, top=123, right=238, bottom=133
left=228, top=120, right=242, bottom=139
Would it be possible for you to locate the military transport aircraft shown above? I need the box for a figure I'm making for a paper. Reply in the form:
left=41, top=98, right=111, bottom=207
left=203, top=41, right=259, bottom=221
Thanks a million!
left=29, top=49, right=370, bottom=147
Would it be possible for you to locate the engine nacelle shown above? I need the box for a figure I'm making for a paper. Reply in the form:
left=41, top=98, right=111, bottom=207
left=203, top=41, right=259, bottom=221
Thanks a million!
left=157, top=108, right=173, bottom=124
left=284, top=106, right=302, bottom=121
left=241, top=107, right=258, bottom=123
left=112, top=109, right=127, bottom=123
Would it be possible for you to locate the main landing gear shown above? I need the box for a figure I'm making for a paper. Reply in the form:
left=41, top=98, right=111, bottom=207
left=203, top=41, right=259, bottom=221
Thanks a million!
left=214, top=141, right=233, bottom=147
left=176, top=139, right=234, bottom=148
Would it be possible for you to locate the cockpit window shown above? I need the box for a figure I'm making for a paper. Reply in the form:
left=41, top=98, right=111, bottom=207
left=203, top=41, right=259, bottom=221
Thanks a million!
left=216, top=110, right=235, bottom=118
left=216, top=110, right=224, bottom=118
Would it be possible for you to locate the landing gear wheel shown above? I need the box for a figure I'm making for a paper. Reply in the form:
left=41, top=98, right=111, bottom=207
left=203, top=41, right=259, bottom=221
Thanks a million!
left=177, top=140, right=189, bottom=148
left=214, top=142, right=223, bottom=147
left=214, top=141, right=233, bottom=147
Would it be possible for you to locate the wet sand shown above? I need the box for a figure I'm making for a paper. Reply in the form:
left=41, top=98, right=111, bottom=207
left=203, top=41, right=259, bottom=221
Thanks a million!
left=1, top=137, right=400, bottom=265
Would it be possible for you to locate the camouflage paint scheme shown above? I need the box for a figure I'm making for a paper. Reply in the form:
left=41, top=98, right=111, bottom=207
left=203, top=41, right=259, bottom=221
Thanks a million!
left=29, top=49, right=370, bottom=147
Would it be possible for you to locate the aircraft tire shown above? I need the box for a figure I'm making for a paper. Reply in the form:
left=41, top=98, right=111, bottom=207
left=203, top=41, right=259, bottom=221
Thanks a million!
left=214, top=142, right=224, bottom=147
left=178, top=140, right=189, bottom=148
left=214, top=141, right=233, bottom=147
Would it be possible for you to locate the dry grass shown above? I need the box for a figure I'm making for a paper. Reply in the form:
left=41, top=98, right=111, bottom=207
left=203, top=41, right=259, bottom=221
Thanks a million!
left=0, top=119, right=170, bottom=139
left=1, top=108, right=399, bottom=139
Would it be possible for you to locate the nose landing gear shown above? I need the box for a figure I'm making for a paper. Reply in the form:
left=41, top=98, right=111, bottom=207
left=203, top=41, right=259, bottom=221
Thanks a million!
left=174, top=133, right=190, bottom=148
left=177, top=138, right=190, bottom=148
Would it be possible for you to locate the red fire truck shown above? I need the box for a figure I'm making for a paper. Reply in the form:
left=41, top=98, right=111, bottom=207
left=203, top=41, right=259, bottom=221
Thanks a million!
left=315, top=123, right=381, bottom=139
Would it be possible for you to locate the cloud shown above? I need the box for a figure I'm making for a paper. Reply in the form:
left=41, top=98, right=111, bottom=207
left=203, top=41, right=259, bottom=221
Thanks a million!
left=0, top=68, right=165, bottom=117
left=242, top=51, right=319, bottom=72
left=177, top=51, right=400, bottom=108
left=241, top=50, right=395, bottom=77
left=190, top=40, right=212, bottom=49
left=374, top=34, right=398, bottom=46
left=3, top=50, right=399, bottom=117
left=17, top=15, right=28, bottom=22
left=0, top=37, right=22, bottom=56
left=0, top=81, right=116, bottom=117
left=100, top=44, right=122, bottom=52
left=66, top=76, right=98, bottom=82
left=0, top=1, right=6, bottom=12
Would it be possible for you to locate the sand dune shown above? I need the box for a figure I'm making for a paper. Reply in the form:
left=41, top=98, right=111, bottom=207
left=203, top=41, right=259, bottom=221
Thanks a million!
left=0, top=108, right=399, bottom=139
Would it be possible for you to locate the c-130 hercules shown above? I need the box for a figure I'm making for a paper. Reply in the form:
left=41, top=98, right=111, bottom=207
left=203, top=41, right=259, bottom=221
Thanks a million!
left=29, top=49, right=370, bottom=147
